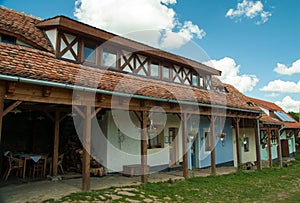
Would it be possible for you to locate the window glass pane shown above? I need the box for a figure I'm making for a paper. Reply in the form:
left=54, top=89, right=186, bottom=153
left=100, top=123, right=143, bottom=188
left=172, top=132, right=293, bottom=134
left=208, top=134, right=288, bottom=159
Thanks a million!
left=199, top=77, right=204, bottom=87
left=1, top=34, right=16, bottom=44
left=192, top=75, right=198, bottom=86
left=150, top=63, right=159, bottom=77
left=102, top=50, right=117, bottom=68
left=163, top=66, right=170, bottom=79
left=84, top=45, right=95, bottom=63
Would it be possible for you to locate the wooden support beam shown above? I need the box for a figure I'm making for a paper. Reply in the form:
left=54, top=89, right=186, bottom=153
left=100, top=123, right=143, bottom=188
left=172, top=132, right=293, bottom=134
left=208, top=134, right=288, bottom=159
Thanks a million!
left=234, top=117, right=241, bottom=167
left=42, top=86, right=52, bottom=97
left=44, top=111, right=54, bottom=122
left=141, top=111, right=148, bottom=183
left=276, top=128, right=281, bottom=168
left=52, top=111, right=60, bottom=176
left=6, top=82, right=16, bottom=94
left=182, top=112, right=188, bottom=178
left=91, top=107, right=102, bottom=119
left=254, top=119, right=261, bottom=170
left=82, top=105, right=91, bottom=191
left=2, top=101, right=22, bottom=117
left=0, top=83, right=4, bottom=142
left=267, top=128, right=272, bottom=168
left=74, top=106, right=85, bottom=119
left=134, top=111, right=142, bottom=123
left=209, top=115, right=217, bottom=174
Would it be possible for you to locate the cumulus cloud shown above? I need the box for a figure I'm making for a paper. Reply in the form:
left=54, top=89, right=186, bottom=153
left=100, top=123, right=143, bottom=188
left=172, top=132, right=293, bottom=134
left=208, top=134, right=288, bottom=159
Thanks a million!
left=274, top=59, right=300, bottom=75
left=204, top=57, right=259, bottom=93
left=260, top=80, right=300, bottom=93
left=264, top=93, right=280, bottom=98
left=275, top=96, right=300, bottom=112
left=74, top=0, right=205, bottom=49
left=226, top=0, right=272, bottom=24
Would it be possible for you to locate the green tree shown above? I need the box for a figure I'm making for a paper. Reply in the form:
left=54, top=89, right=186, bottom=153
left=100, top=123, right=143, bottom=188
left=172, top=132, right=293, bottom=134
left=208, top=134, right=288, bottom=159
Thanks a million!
left=288, top=112, right=299, bottom=121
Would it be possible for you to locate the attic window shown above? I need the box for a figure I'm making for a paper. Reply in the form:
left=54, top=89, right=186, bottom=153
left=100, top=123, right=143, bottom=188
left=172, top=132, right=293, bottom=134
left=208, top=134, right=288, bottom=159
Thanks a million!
left=102, top=49, right=117, bottom=68
left=1, top=34, right=16, bottom=44
left=84, top=44, right=96, bottom=63
left=247, top=102, right=254, bottom=107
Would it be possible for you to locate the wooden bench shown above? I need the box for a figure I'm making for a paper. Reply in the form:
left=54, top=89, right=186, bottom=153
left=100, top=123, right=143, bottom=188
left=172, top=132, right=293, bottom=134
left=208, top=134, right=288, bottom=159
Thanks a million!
left=123, top=164, right=149, bottom=177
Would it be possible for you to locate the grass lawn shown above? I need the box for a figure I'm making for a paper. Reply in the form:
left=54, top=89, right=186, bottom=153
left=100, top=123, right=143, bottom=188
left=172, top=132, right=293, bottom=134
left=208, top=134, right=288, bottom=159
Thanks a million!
left=43, top=159, right=300, bottom=202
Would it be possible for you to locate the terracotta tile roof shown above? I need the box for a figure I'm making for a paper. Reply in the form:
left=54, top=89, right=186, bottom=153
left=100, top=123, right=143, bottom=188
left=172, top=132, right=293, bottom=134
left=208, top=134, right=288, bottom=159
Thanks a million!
left=249, top=97, right=283, bottom=111
left=0, top=7, right=53, bottom=52
left=249, top=97, right=300, bottom=129
left=0, top=42, right=261, bottom=113
left=260, top=114, right=282, bottom=125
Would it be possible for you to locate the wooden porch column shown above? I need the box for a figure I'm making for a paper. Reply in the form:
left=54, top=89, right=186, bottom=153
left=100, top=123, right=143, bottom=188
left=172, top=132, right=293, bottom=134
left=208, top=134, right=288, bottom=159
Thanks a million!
left=254, top=119, right=261, bottom=170
left=141, top=111, right=148, bottom=183
left=267, top=128, right=272, bottom=168
left=234, top=117, right=241, bottom=167
left=52, top=111, right=60, bottom=176
left=276, top=128, right=281, bottom=168
left=82, top=105, right=91, bottom=191
left=182, top=113, right=188, bottom=179
left=0, top=83, right=4, bottom=142
left=209, top=116, right=216, bottom=174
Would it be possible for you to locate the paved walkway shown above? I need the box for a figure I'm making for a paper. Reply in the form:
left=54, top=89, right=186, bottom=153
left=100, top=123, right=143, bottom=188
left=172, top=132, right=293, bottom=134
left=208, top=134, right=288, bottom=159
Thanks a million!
left=0, top=167, right=236, bottom=203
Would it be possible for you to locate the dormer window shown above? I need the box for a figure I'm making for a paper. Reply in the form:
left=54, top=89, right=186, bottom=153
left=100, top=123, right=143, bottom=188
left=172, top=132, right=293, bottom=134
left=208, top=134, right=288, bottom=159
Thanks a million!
left=84, top=43, right=96, bottom=63
left=150, top=62, right=159, bottom=78
left=102, top=49, right=117, bottom=68
left=162, top=65, right=170, bottom=80
left=1, top=34, right=16, bottom=45
left=192, top=74, right=198, bottom=86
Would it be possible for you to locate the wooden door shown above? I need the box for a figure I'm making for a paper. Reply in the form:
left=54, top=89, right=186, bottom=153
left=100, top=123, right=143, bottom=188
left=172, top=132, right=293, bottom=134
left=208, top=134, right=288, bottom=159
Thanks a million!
left=169, top=128, right=178, bottom=166
left=281, top=139, right=290, bottom=157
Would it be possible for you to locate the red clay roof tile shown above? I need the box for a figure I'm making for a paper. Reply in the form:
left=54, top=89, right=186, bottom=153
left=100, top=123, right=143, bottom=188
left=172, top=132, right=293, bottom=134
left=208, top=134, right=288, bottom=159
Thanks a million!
left=0, top=42, right=261, bottom=112
left=0, top=7, right=53, bottom=52
left=249, top=97, right=300, bottom=129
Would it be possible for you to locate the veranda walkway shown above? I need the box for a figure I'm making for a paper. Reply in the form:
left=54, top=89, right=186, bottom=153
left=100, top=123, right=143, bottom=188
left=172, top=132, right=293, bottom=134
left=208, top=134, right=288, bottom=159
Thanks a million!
left=0, top=167, right=236, bottom=203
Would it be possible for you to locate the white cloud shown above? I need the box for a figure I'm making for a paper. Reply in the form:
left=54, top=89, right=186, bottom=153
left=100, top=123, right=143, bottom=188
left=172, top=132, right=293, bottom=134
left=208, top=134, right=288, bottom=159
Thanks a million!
left=74, top=0, right=205, bottom=49
left=226, top=0, right=272, bottom=24
left=204, top=57, right=259, bottom=93
left=275, top=96, right=300, bottom=112
left=274, top=59, right=300, bottom=75
left=260, top=80, right=300, bottom=93
left=264, top=93, right=280, bottom=97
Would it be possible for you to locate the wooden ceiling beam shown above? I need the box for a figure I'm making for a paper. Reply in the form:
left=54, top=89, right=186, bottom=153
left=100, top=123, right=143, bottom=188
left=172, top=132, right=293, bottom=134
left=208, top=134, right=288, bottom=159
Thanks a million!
left=3, top=100, right=22, bottom=117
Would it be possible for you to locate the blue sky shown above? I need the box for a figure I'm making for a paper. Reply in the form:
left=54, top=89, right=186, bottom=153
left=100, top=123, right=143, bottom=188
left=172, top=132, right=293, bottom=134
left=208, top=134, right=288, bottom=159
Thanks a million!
left=1, top=0, right=300, bottom=112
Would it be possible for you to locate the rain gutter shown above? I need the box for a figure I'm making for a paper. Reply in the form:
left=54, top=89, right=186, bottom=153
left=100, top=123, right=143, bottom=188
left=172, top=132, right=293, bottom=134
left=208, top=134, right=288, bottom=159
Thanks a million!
left=0, top=74, right=261, bottom=114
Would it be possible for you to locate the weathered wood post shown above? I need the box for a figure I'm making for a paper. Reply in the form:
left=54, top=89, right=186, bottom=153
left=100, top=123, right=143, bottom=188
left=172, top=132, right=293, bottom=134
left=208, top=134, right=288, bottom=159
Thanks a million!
left=209, top=115, right=216, bottom=174
left=141, top=111, right=148, bottom=183
left=0, top=83, right=4, bottom=143
left=276, top=128, right=281, bottom=168
left=182, top=112, right=188, bottom=178
left=267, top=128, right=272, bottom=168
left=52, top=111, right=60, bottom=176
left=234, top=117, right=241, bottom=167
left=82, top=105, right=91, bottom=191
left=254, top=119, right=261, bottom=170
